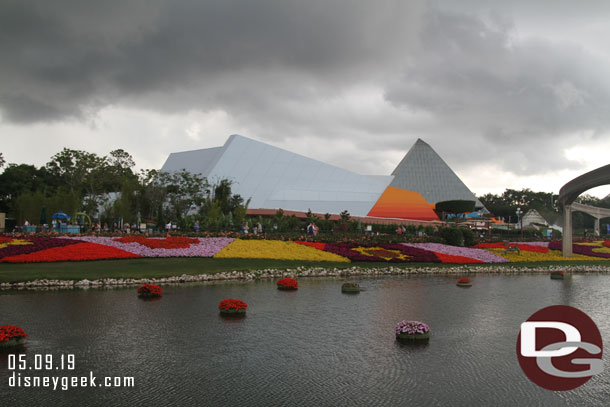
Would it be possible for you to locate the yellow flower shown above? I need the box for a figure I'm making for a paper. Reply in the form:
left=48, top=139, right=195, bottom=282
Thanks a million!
left=353, top=246, right=411, bottom=261
left=0, top=238, right=33, bottom=249
left=214, top=239, right=350, bottom=262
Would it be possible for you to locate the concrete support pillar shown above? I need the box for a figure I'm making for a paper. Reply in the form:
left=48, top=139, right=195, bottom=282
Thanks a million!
left=594, top=217, right=600, bottom=237
left=562, top=205, right=572, bottom=257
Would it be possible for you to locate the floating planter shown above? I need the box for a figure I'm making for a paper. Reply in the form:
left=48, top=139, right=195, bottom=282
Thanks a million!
left=276, top=278, right=299, bottom=290
left=137, top=284, right=163, bottom=298
left=395, top=320, right=430, bottom=341
left=550, top=271, right=565, bottom=280
left=218, top=299, right=248, bottom=316
left=0, top=325, right=28, bottom=348
left=341, top=282, right=361, bottom=293
left=456, top=277, right=473, bottom=287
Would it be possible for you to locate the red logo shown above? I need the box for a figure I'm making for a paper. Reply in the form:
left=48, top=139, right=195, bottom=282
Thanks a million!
left=516, top=305, right=603, bottom=391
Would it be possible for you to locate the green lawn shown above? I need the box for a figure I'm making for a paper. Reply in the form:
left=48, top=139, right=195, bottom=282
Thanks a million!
left=1, top=258, right=609, bottom=283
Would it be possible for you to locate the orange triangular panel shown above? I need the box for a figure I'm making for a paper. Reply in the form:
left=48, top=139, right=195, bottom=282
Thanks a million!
left=367, top=186, right=439, bottom=221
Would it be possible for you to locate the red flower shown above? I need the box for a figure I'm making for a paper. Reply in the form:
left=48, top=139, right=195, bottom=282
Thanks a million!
left=137, top=284, right=163, bottom=296
left=0, top=325, right=28, bottom=342
left=294, top=241, right=327, bottom=251
left=218, top=298, right=248, bottom=311
left=276, top=278, right=299, bottom=288
left=1, top=242, right=140, bottom=263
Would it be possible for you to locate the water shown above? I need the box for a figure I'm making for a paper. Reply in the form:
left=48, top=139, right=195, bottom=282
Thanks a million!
left=1, top=274, right=610, bottom=406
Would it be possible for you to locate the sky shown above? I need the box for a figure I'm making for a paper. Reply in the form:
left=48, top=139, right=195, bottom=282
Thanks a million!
left=2, top=0, right=610, bottom=198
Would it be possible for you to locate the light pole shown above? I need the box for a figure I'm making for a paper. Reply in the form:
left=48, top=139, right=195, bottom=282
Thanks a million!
left=516, top=207, right=523, bottom=239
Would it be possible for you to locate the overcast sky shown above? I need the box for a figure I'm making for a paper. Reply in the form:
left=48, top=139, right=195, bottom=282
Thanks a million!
left=2, top=0, right=610, bottom=197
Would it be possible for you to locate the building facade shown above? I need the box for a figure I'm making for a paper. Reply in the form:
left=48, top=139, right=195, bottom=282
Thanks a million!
left=161, top=135, right=483, bottom=222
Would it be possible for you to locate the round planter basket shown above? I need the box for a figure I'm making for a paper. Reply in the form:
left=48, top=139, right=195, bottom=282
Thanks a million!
left=276, top=278, right=299, bottom=291
left=137, top=284, right=163, bottom=298
left=395, top=321, right=430, bottom=342
left=0, top=337, right=26, bottom=349
left=396, top=331, right=431, bottom=341
left=219, top=308, right=247, bottom=316
left=341, top=282, right=361, bottom=293
left=456, top=278, right=473, bottom=287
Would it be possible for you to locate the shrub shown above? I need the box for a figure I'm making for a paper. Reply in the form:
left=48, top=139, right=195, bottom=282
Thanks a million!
left=440, top=227, right=464, bottom=246
left=461, top=228, right=475, bottom=247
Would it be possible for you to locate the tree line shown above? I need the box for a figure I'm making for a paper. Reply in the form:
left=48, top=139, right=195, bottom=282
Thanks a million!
left=478, top=188, right=610, bottom=231
left=1, top=149, right=609, bottom=233
left=0, top=149, right=248, bottom=231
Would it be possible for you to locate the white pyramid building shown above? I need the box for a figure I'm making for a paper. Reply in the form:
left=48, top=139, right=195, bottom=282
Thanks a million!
left=390, top=139, right=485, bottom=208
left=161, top=135, right=484, bottom=219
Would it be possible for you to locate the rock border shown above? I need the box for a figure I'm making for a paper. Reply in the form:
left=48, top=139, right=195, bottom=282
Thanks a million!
left=1, top=264, right=610, bottom=291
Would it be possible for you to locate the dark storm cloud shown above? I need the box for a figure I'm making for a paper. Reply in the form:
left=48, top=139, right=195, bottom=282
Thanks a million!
left=0, top=0, right=420, bottom=122
left=2, top=0, right=610, bottom=179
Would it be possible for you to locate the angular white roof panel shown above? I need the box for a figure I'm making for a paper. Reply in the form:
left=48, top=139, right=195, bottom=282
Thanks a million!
left=162, top=134, right=392, bottom=216
left=161, top=146, right=223, bottom=178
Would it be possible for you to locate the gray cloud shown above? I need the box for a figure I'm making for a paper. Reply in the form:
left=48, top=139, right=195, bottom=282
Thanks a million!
left=0, top=0, right=422, bottom=122
left=384, top=8, right=610, bottom=174
left=2, top=0, right=610, bottom=184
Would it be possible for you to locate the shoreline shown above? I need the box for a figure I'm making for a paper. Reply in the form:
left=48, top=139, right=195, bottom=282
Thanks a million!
left=2, top=264, right=610, bottom=291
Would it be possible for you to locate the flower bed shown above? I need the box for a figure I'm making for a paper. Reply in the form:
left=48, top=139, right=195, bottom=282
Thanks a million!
left=74, top=236, right=233, bottom=258
left=0, top=325, right=28, bottom=348
left=294, top=241, right=327, bottom=251
left=549, top=240, right=610, bottom=259
left=324, top=243, right=439, bottom=263
left=404, top=243, right=507, bottom=263
left=2, top=235, right=610, bottom=264
left=214, top=240, right=349, bottom=262
left=113, top=236, right=200, bottom=249
left=218, top=298, right=248, bottom=315
left=137, top=284, right=163, bottom=297
left=472, top=242, right=549, bottom=253
left=0, top=237, right=82, bottom=262
left=456, top=277, right=472, bottom=287
left=277, top=278, right=299, bottom=290
left=1, top=242, right=140, bottom=263
left=395, top=320, right=430, bottom=341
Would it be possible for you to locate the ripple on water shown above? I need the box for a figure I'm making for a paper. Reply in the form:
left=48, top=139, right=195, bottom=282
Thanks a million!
left=0, top=274, right=609, bottom=406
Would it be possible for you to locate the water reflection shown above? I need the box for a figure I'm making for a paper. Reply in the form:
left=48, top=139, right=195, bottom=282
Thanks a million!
left=0, top=274, right=609, bottom=406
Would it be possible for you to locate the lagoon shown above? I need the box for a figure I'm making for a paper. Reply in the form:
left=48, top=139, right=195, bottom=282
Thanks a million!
left=1, top=274, right=609, bottom=406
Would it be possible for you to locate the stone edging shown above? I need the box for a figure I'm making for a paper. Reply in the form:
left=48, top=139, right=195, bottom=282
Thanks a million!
left=1, top=264, right=610, bottom=291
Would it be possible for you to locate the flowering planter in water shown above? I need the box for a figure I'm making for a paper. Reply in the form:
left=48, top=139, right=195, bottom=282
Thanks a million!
left=0, top=325, right=28, bottom=348
left=218, top=299, right=248, bottom=316
left=137, top=284, right=163, bottom=298
left=550, top=271, right=565, bottom=280
left=456, top=277, right=472, bottom=287
left=276, top=278, right=298, bottom=290
left=341, top=282, right=361, bottom=293
left=395, top=321, right=430, bottom=342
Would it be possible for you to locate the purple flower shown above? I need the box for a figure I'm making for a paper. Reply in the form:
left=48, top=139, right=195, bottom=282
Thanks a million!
left=73, top=236, right=234, bottom=258
left=402, top=243, right=508, bottom=263
left=395, top=320, right=430, bottom=335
